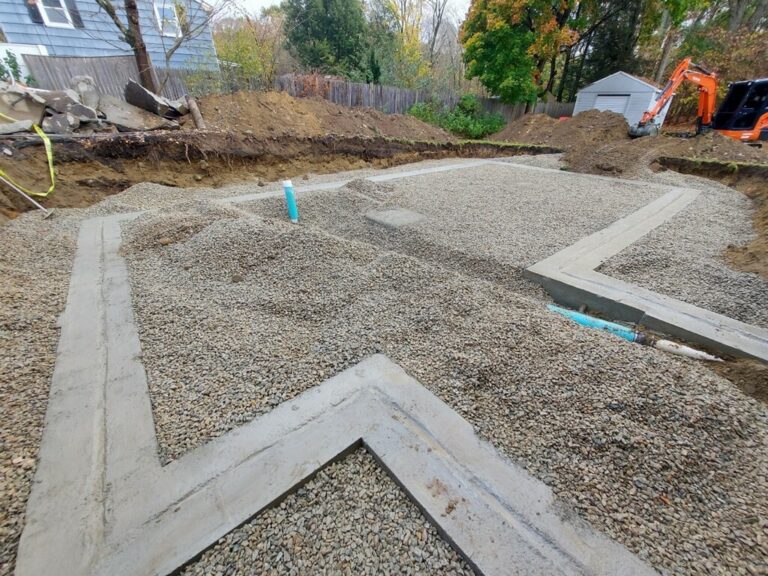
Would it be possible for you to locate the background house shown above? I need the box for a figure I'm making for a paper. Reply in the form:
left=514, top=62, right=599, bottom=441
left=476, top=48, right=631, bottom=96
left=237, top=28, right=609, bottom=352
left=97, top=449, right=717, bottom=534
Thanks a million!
left=0, top=0, right=217, bottom=79
left=573, top=72, right=673, bottom=127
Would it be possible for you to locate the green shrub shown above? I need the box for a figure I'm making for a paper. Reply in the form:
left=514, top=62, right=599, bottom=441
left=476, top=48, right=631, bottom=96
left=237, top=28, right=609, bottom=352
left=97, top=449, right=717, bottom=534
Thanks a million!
left=408, top=100, right=441, bottom=125
left=0, top=51, right=34, bottom=85
left=408, top=94, right=505, bottom=139
left=456, top=93, right=481, bottom=116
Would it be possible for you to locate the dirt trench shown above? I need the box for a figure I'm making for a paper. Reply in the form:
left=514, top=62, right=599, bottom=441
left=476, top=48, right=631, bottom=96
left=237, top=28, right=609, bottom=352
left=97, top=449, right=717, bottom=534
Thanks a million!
left=0, top=131, right=558, bottom=219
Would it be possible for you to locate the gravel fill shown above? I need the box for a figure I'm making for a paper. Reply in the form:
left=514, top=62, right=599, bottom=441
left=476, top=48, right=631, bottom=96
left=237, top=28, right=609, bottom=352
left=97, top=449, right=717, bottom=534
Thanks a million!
left=4, top=158, right=767, bottom=576
left=182, top=448, right=475, bottom=575
left=244, top=163, right=663, bottom=296
left=600, top=186, right=768, bottom=327
left=82, top=158, right=480, bottom=217
left=125, top=185, right=767, bottom=574
left=495, top=153, right=566, bottom=170
left=0, top=213, right=78, bottom=576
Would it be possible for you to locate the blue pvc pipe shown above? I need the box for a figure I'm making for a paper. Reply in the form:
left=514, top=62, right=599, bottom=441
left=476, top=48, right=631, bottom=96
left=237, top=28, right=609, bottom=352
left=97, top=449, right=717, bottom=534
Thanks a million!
left=547, top=304, right=642, bottom=343
left=282, top=180, right=299, bottom=223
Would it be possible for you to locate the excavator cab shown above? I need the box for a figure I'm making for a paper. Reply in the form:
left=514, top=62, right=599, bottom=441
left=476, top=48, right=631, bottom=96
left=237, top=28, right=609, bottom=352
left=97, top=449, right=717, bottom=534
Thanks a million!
left=713, top=79, right=768, bottom=142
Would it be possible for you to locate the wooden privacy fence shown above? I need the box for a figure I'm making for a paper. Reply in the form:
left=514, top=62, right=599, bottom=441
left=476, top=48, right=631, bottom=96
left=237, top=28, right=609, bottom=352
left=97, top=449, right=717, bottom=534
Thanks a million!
left=533, top=101, right=575, bottom=118
left=276, top=74, right=574, bottom=121
left=456, top=98, right=573, bottom=122
left=20, top=56, right=575, bottom=122
left=275, top=73, right=461, bottom=114
left=23, top=54, right=189, bottom=100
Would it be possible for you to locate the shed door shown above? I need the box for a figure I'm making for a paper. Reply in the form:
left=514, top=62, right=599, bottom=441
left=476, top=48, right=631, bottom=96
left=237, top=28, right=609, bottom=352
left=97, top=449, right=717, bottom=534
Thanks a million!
left=594, top=94, right=630, bottom=114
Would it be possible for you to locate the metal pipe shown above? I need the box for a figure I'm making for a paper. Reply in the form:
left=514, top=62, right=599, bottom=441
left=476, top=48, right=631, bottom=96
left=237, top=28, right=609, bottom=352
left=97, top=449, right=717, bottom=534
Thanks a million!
left=0, top=176, right=49, bottom=214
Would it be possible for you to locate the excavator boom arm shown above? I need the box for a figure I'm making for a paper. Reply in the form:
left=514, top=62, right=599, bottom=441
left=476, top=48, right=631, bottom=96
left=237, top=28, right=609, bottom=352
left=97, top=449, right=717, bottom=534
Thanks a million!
left=638, top=57, right=718, bottom=128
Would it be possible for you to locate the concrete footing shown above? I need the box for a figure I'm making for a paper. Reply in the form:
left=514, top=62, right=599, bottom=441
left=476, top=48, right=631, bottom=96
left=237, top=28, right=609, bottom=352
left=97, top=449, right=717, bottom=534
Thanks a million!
left=524, top=182, right=768, bottom=362
left=16, top=211, right=655, bottom=576
left=20, top=158, right=765, bottom=576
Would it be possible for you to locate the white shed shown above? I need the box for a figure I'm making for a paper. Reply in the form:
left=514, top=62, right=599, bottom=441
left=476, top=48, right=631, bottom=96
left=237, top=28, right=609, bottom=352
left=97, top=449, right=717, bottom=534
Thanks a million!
left=573, top=71, right=672, bottom=127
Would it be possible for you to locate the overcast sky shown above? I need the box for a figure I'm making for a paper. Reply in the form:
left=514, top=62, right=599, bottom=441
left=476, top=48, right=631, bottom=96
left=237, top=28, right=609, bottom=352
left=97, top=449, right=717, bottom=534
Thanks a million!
left=237, top=0, right=472, bottom=23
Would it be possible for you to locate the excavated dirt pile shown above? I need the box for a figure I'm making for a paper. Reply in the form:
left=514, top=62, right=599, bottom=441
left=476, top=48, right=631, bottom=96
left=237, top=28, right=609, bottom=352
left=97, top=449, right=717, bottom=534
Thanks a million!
left=494, top=111, right=768, bottom=281
left=0, top=90, right=467, bottom=221
left=191, top=91, right=455, bottom=142
left=492, top=109, right=630, bottom=151
left=493, top=110, right=768, bottom=176
left=570, top=131, right=768, bottom=177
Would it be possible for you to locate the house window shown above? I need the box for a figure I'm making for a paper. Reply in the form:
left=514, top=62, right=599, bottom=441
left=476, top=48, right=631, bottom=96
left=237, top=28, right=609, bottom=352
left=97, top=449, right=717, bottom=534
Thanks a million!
left=38, top=0, right=74, bottom=28
left=154, top=1, right=180, bottom=37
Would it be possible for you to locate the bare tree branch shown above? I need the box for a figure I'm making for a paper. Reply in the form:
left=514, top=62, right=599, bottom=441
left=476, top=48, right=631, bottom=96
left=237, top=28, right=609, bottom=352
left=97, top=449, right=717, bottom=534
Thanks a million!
left=93, top=0, right=129, bottom=41
left=157, top=0, right=233, bottom=91
left=425, top=0, right=449, bottom=63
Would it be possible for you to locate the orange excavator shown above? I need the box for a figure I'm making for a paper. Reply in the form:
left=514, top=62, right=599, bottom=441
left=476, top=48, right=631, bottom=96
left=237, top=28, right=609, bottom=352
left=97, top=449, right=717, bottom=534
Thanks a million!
left=629, top=57, right=768, bottom=143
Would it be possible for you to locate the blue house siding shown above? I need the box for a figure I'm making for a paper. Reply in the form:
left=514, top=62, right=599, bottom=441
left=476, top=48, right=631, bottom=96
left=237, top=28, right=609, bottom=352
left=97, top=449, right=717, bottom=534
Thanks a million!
left=0, top=0, right=217, bottom=69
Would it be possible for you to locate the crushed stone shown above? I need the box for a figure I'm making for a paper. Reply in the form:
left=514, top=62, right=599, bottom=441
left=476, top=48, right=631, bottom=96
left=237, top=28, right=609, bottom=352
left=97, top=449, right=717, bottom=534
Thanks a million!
left=0, top=213, right=78, bottom=575
left=244, top=163, right=663, bottom=296
left=3, top=158, right=767, bottom=576
left=182, top=448, right=475, bottom=575
left=600, top=186, right=768, bottom=327
left=126, top=189, right=767, bottom=574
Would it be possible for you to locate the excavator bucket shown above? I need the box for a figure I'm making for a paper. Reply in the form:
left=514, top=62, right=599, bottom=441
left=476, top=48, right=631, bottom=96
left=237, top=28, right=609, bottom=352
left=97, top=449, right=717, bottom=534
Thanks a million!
left=628, top=123, right=660, bottom=138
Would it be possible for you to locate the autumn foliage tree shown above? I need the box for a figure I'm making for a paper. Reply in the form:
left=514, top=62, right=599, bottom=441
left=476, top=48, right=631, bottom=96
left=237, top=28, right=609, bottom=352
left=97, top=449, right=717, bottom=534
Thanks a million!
left=460, top=0, right=578, bottom=102
left=214, top=7, right=290, bottom=86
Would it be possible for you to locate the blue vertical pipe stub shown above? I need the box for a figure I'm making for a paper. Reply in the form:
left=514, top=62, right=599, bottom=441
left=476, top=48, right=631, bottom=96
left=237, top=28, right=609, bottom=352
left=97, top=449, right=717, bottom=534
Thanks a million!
left=282, top=180, right=299, bottom=223
left=547, top=304, right=641, bottom=343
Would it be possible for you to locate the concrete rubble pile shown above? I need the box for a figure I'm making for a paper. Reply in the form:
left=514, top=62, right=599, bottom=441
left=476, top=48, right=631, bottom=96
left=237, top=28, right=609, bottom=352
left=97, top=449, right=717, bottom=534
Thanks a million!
left=0, top=76, right=200, bottom=135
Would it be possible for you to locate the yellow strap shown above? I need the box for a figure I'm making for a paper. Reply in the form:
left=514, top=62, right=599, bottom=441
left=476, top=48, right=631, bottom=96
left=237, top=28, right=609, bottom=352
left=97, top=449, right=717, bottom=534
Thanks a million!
left=0, top=111, right=56, bottom=197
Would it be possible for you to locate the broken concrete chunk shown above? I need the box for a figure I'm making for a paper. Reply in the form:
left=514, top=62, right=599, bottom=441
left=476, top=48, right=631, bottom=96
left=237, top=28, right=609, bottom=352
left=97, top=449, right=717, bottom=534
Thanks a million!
left=0, top=81, right=45, bottom=124
left=42, top=112, right=80, bottom=134
left=98, top=95, right=179, bottom=132
left=69, top=75, right=100, bottom=110
left=167, top=97, right=189, bottom=116
left=124, top=80, right=189, bottom=118
left=0, top=119, right=33, bottom=134
left=124, top=79, right=172, bottom=118
left=29, top=89, right=98, bottom=122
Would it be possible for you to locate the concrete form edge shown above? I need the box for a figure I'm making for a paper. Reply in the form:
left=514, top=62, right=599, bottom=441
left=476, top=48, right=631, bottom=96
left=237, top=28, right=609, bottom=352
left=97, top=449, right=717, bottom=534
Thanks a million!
left=16, top=208, right=657, bottom=576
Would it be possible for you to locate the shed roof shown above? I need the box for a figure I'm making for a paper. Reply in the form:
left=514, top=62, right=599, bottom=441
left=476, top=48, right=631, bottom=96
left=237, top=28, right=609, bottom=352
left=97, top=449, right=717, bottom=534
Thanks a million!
left=579, top=71, right=661, bottom=94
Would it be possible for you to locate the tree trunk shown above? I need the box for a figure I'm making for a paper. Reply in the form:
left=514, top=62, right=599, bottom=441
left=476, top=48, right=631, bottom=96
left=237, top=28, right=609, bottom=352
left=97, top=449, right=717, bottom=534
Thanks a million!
left=728, top=0, right=750, bottom=31
left=545, top=55, right=557, bottom=94
left=748, top=0, right=768, bottom=29
left=653, top=9, right=670, bottom=83
left=556, top=48, right=572, bottom=102
left=125, top=0, right=158, bottom=93
left=554, top=1, right=580, bottom=102
left=533, top=56, right=547, bottom=95
left=570, top=35, right=592, bottom=98
left=654, top=26, right=677, bottom=85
